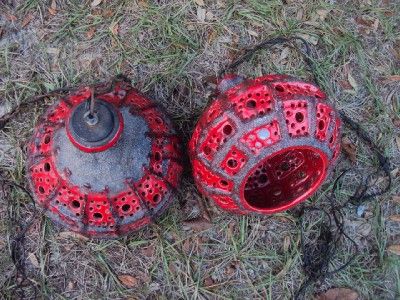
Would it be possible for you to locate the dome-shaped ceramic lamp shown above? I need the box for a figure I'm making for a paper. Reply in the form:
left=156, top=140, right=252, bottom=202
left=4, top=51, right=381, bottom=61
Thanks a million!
left=189, top=74, right=341, bottom=214
left=27, top=80, right=182, bottom=238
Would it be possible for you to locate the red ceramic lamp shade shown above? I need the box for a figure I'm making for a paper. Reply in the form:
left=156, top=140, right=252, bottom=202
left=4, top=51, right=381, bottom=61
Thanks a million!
left=189, top=74, right=341, bottom=214
left=27, top=80, right=182, bottom=238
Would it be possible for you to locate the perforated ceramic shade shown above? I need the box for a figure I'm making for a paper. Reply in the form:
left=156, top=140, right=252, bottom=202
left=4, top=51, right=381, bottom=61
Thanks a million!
left=27, top=81, right=182, bottom=238
left=189, top=74, right=341, bottom=214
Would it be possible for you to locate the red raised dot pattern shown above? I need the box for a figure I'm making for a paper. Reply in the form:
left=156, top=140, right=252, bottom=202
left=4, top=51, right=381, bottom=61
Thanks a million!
left=220, top=146, right=248, bottom=176
left=149, top=138, right=165, bottom=175
left=209, top=194, right=241, bottom=212
left=315, top=103, right=332, bottom=141
left=255, top=74, right=291, bottom=83
left=111, top=189, right=142, bottom=219
left=29, top=123, right=57, bottom=157
left=229, top=84, right=274, bottom=120
left=53, top=184, right=85, bottom=218
left=283, top=100, right=309, bottom=137
left=193, top=159, right=234, bottom=192
left=271, top=81, right=326, bottom=100
left=84, top=192, right=116, bottom=229
left=240, top=121, right=281, bottom=155
left=201, top=99, right=223, bottom=125
left=200, top=117, right=236, bottom=161
left=135, top=172, right=169, bottom=208
left=29, top=159, right=59, bottom=204
left=142, top=109, right=172, bottom=135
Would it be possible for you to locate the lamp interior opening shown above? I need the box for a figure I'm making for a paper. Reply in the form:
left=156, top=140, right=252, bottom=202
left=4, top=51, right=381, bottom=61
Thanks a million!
left=243, top=147, right=325, bottom=210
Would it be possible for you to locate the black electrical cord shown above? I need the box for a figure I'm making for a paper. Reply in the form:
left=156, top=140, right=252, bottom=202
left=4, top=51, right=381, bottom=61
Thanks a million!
left=0, top=177, right=41, bottom=298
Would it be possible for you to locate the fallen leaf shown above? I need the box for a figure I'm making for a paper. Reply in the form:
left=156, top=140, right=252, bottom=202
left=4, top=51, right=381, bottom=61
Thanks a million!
left=91, top=0, right=102, bottom=7
left=392, top=195, right=400, bottom=204
left=393, top=118, right=400, bottom=128
left=182, top=239, right=191, bottom=253
left=283, top=235, right=291, bottom=252
left=205, top=11, right=214, bottom=21
left=372, top=18, right=379, bottom=32
left=316, top=9, right=330, bottom=21
left=28, top=253, right=40, bottom=268
left=388, top=215, right=400, bottom=222
left=141, top=244, right=155, bottom=257
left=356, top=222, right=371, bottom=237
left=355, top=16, right=374, bottom=27
left=382, top=75, right=400, bottom=83
left=207, top=29, right=218, bottom=44
left=102, top=9, right=114, bottom=18
left=138, top=0, right=148, bottom=8
left=396, top=136, right=400, bottom=151
left=197, top=7, right=206, bottom=22
left=86, top=27, right=96, bottom=40
left=226, top=221, right=235, bottom=239
left=140, top=271, right=151, bottom=284
left=316, top=287, right=359, bottom=300
left=341, top=137, right=357, bottom=163
left=21, top=14, right=34, bottom=28
left=347, top=73, right=358, bottom=91
left=279, top=47, right=290, bottom=62
left=195, top=0, right=205, bottom=6
left=393, top=40, right=400, bottom=60
left=296, top=8, right=303, bottom=21
left=58, top=231, right=89, bottom=241
left=297, top=33, right=318, bottom=45
left=168, top=261, right=176, bottom=273
left=49, top=0, right=57, bottom=15
left=183, top=217, right=213, bottom=231
left=118, top=274, right=138, bottom=288
left=225, top=262, right=237, bottom=275
left=46, top=47, right=60, bottom=55
left=6, top=14, right=17, bottom=22
left=203, top=276, right=214, bottom=287
left=110, top=22, right=119, bottom=35
left=216, top=0, right=226, bottom=8
left=391, top=168, right=399, bottom=178
left=247, top=29, right=259, bottom=37
left=339, top=80, right=353, bottom=90
left=48, top=8, right=57, bottom=15
left=66, top=281, right=74, bottom=291
left=388, top=245, right=400, bottom=256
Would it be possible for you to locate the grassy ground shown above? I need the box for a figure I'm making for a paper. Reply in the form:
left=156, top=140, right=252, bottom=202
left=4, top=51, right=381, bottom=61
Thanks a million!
left=0, top=0, right=399, bottom=299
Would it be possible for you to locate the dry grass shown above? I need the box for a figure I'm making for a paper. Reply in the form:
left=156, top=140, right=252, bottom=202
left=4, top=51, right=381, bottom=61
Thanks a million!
left=0, top=0, right=399, bottom=299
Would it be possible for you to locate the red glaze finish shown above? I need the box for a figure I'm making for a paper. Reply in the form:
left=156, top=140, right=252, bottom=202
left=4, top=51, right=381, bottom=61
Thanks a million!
left=189, top=74, right=341, bottom=214
left=27, top=81, right=182, bottom=238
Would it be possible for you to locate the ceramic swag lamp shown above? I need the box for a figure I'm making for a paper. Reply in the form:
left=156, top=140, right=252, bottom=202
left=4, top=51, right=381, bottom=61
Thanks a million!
left=27, top=79, right=182, bottom=238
